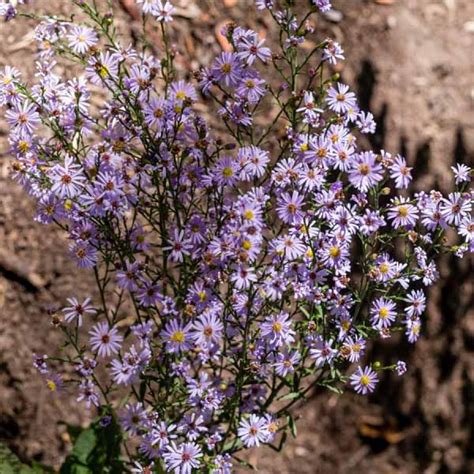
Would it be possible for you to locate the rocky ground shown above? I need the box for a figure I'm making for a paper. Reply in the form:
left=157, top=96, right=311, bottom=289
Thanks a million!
left=0, top=0, right=473, bottom=472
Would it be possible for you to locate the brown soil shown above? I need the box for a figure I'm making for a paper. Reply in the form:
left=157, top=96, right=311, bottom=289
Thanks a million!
left=0, top=0, right=473, bottom=473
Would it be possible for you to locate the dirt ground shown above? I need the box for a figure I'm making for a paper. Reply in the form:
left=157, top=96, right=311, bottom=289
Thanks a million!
left=0, top=0, right=473, bottom=473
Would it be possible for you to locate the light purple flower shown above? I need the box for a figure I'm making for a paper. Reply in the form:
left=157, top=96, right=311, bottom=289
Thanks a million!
left=326, top=83, right=357, bottom=115
left=62, top=296, right=96, bottom=327
left=348, top=152, right=383, bottom=192
left=89, top=322, right=123, bottom=358
left=237, top=414, right=270, bottom=447
left=350, top=366, right=378, bottom=394
left=67, top=25, right=98, bottom=54
left=164, top=442, right=202, bottom=474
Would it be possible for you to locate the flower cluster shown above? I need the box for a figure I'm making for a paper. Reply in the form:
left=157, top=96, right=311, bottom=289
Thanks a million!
left=1, top=0, right=472, bottom=472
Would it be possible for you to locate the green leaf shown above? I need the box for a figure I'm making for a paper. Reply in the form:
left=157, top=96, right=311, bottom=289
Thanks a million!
left=287, top=414, right=298, bottom=438
left=0, top=442, right=44, bottom=474
left=277, top=391, right=301, bottom=402
left=60, top=418, right=124, bottom=474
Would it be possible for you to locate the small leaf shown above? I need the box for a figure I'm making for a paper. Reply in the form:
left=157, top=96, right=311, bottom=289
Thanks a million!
left=278, top=391, right=301, bottom=401
left=287, top=414, right=298, bottom=438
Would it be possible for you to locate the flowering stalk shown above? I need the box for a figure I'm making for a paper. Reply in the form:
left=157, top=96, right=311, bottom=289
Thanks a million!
left=1, top=0, right=472, bottom=472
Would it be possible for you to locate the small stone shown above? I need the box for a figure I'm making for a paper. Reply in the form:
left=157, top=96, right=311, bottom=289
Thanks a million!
left=464, top=21, right=474, bottom=33
left=323, top=9, right=343, bottom=23
left=386, top=15, right=397, bottom=28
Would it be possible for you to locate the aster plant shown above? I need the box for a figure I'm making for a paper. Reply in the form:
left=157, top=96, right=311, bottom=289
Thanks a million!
left=1, top=0, right=472, bottom=472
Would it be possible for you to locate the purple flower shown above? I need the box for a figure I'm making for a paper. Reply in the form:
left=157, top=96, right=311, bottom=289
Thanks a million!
left=404, top=317, right=421, bottom=343
left=67, top=25, right=98, bottom=54
left=50, top=155, right=86, bottom=199
left=356, top=111, right=376, bottom=134
left=404, top=289, right=426, bottom=318
left=86, top=52, right=119, bottom=85
left=5, top=101, right=40, bottom=135
left=236, top=71, right=266, bottom=104
left=322, top=39, right=344, bottom=64
left=341, top=336, right=366, bottom=363
left=33, top=353, right=49, bottom=374
left=297, top=91, right=323, bottom=123
left=119, top=402, right=148, bottom=436
left=276, top=191, right=305, bottom=225
left=161, top=319, right=193, bottom=353
left=192, top=312, right=224, bottom=347
left=136, top=0, right=159, bottom=14
left=274, top=349, right=301, bottom=376
left=237, top=37, right=271, bottom=65
left=69, top=241, right=98, bottom=269
left=395, top=360, right=407, bottom=376
left=350, top=366, right=378, bottom=394
left=151, top=421, right=177, bottom=449
left=239, top=145, right=269, bottom=179
left=163, top=442, right=202, bottom=474
left=260, top=312, right=295, bottom=347
left=170, top=80, right=197, bottom=103
left=211, top=52, right=243, bottom=88
left=274, top=233, right=306, bottom=261
left=310, top=337, right=337, bottom=367
left=116, top=260, right=142, bottom=292
left=230, top=264, right=257, bottom=290
left=89, top=322, right=123, bottom=358
left=313, top=0, right=332, bottom=12
left=62, top=296, right=96, bottom=327
left=441, top=192, right=471, bottom=226
left=164, top=229, right=193, bottom=263
left=326, top=83, right=358, bottom=115
left=136, top=281, right=162, bottom=307
left=451, top=163, right=471, bottom=185
left=370, top=297, right=397, bottom=329
left=213, top=155, right=239, bottom=187
left=359, top=209, right=385, bottom=235
left=348, top=152, right=383, bottom=192
left=389, top=155, right=412, bottom=189
left=152, top=0, right=175, bottom=22
left=77, top=379, right=100, bottom=409
left=237, top=414, right=270, bottom=447
left=45, top=373, right=64, bottom=393
left=388, top=197, right=419, bottom=228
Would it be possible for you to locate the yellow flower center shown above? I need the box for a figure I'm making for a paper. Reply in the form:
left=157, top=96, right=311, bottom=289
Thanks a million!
left=358, top=163, right=370, bottom=176
left=171, top=331, right=185, bottom=343
left=243, top=210, right=254, bottom=220
left=18, top=141, right=30, bottom=153
left=398, top=206, right=409, bottom=217
left=242, top=240, right=252, bottom=251
left=98, top=65, right=109, bottom=78
left=329, top=246, right=340, bottom=258
left=272, top=322, right=282, bottom=333
left=379, top=262, right=390, bottom=274
left=222, top=166, right=234, bottom=178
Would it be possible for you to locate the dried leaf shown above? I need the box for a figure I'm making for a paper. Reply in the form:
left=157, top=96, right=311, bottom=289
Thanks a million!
left=215, top=20, right=233, bottom=52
